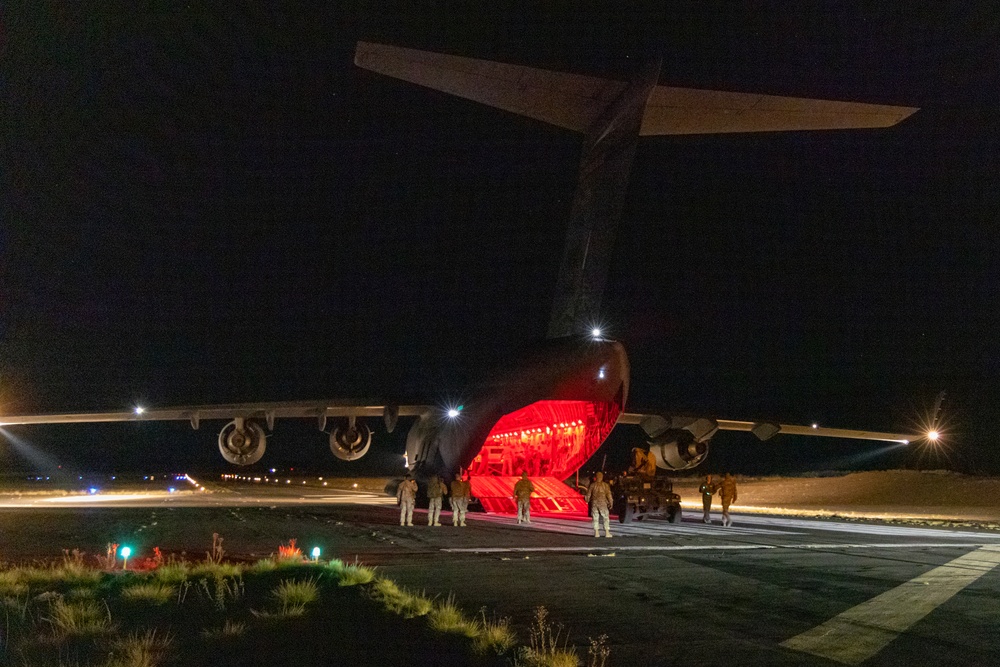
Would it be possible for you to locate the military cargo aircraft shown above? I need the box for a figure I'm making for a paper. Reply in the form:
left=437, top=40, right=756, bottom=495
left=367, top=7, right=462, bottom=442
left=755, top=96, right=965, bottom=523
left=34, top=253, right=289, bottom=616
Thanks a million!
left=1, top=42, right=925, bottom=512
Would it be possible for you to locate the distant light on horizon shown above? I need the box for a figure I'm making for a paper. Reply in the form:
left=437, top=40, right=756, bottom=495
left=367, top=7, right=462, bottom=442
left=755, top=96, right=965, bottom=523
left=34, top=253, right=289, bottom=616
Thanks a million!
left=591, top=327, right=602, bottom=339
left=134, top=406, right=145, bottom=415
left=928, top=430, right=939, bottom=442
left=811, top=423, right=818, bottom=429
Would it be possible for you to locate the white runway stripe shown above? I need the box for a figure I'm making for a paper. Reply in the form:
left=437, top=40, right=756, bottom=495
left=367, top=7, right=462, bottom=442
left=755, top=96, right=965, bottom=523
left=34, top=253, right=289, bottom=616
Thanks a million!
left=442, top=542, right=994, bottom=554
left=781, top=545, right=1000, bottom=665
left=467, top=514, right=799, bottom=536
left=733, top=514, right=1000, bottom=540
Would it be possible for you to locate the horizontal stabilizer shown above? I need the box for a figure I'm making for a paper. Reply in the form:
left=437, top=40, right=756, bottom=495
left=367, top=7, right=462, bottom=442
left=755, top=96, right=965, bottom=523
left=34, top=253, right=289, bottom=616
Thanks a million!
left=640, top=86, right=917, bottom=135
left=355, top=41, right=621, bottom=133
left=355, top=42, right=918, bottom=136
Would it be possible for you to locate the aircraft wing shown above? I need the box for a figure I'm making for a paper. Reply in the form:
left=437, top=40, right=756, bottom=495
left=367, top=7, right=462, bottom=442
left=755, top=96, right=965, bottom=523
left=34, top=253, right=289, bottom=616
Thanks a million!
left=355, top=41, right=918, bottom=136
left=0, top=401, right=433, bottom=429
left=618, top=412, right=918, bottom=444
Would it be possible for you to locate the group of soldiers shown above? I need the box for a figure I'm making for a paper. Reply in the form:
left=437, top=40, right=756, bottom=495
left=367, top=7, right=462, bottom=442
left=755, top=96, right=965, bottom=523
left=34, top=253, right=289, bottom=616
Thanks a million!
left=397, top=471, right=540, bottom=527
left=395, top=471, right=473, bottom=526
left=397, top=468, right=740, bottom=532
left=698, top=473, right=738, bottom=526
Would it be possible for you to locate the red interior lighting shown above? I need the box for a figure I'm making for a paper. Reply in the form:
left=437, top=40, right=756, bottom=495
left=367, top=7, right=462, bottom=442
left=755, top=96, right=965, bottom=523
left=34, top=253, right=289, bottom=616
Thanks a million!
left=469, top=399, right=621, bottom=480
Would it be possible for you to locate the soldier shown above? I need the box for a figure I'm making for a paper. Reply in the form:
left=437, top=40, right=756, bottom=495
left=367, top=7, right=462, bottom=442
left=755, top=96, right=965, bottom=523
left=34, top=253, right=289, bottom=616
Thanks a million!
left=426, top=474, right=448, bottom=526
left=699, top=474, right=717, bottom=524
left=512, top=472, right=535, bottom=524
left=585, top=471, right=614, bottom=538
left=450, top=471, right=472, bottom=527
left=630, top=447, right=657, bottom=478
left=396, top=474, right=418, bottom=526
left=719, top=473, right=738, bottom=527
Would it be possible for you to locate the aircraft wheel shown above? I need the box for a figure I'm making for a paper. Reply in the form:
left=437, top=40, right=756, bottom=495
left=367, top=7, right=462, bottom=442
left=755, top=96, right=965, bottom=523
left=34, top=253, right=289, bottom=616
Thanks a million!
left=667, top=505, right=682, bottom=524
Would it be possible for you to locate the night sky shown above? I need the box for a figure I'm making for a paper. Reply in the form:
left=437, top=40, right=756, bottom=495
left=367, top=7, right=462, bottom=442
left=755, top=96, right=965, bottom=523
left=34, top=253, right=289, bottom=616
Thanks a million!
left=3, top=3, right=999, bottom=476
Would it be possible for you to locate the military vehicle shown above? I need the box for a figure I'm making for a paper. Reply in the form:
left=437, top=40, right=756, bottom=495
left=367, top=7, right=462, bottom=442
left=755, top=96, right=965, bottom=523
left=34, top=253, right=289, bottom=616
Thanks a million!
left=612, top=473, right=682, bottom=524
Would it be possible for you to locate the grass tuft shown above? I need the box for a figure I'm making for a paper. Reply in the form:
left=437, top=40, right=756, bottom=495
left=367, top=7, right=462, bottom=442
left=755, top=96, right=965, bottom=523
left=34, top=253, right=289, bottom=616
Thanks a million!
left=67, top=586, right=97, bottom=600
left=189, top=562, right=243, bottom=579
left=152, top=562, right=190, bottom=584
left=517, top=648, right=581, bottom=667
left=428, top=594, right=480, bottom=638
left=45, top=598, right=113, bottom=638
left=370, top=577, right=432, bottom=618
left=0, top=569, right=28, bottom=596
left=121, top=582, right=176, bottom=605
left=336, top=562, right=376, bottom=587
left=106, top=629, right=172, bottom=667
left=474, top=609, right=517, bottom=655
left=202, top=619, right=248, bottom=640
left=271, top=578, right=319, bottom=609
left=518, top=606, right=580, bottom=667
left=248, top=558, right=278, bottom=573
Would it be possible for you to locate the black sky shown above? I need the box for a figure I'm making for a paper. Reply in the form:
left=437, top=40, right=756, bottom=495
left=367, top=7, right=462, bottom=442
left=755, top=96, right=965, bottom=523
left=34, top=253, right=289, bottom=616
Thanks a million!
left=2, top=3, right=999, bottom=476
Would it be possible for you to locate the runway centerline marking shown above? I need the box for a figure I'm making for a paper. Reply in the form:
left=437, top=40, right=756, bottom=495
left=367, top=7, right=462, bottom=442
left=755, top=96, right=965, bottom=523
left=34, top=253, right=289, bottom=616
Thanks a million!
left=780, top=545, right=1000, bottom=665
left=441, top=543, right=992, bottom=554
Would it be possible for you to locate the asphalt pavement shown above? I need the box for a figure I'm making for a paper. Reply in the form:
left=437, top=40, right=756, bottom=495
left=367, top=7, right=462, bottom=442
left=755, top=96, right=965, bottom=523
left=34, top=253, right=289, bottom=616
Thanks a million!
left=1, top=482, right=998, bottom=666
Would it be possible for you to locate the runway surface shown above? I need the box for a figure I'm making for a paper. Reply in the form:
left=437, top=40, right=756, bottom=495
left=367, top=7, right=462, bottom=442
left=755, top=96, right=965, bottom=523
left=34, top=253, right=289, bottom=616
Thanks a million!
left=1, top=482, right=998, bottom=665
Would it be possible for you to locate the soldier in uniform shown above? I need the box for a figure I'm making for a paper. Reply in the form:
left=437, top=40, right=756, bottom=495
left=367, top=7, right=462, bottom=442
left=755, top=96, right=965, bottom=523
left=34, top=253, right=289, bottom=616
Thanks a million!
left=426, top=474, right=448, bottom=526
left=585, top=471, right=614, bottom=538
left=699, top=474, right=717, bottom=524
left=396, top=474, right=418, bottom=526
left=629, top=447, right=657, bottom=478
left=450, top=471, right=472, bottom=526
left=512, top=472, right=535, bottom=524
left=719, top=473, right=738, bottom=527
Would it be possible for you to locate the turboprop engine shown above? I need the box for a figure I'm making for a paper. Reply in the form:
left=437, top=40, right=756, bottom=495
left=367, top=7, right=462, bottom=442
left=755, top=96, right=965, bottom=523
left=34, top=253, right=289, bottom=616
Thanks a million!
left=641, top=415, right=717, bottom=471
left=218, top=418, right=266, bottom=466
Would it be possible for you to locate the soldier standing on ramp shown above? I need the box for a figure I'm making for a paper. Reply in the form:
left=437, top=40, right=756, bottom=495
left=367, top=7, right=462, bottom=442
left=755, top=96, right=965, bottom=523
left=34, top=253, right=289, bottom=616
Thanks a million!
left=450, top=471, right=472, bottom=527
left=585, top=471, right=614, bottom=538
left=513, top=472, right=535, bottom=524
left=719, top=473, right=738, bottom=527
left=699, top=474, right=717, bottom=524
left=427, top=474, right=448, bottom=526
left=396, top=474, right=418, bottom=526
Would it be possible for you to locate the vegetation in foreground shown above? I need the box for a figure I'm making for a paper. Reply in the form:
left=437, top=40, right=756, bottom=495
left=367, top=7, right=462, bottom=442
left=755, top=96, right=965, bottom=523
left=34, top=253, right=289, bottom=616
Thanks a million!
left=0, top=542, right=609, bottom=667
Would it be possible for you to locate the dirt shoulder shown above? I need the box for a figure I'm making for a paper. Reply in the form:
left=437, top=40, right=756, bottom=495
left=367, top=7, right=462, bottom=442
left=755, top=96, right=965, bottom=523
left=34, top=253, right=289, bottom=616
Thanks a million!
left=672, top=469, right=1000, bottom=528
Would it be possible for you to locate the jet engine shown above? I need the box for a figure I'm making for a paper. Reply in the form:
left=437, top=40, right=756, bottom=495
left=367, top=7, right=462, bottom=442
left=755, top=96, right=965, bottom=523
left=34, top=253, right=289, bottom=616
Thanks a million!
left=218, top=419, right=266, bottom=466
left=641, top=415, right=717, bottom=471
left=648, top=431, right=710, bottom=470
left=330, top=418, right=372, bottom=461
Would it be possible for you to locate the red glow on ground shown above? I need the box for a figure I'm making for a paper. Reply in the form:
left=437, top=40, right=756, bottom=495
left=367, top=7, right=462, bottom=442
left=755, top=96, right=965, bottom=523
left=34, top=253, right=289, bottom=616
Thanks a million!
left=469, top=399, right=621, bottom=480
left=469, top=476, right=590, bottom=515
